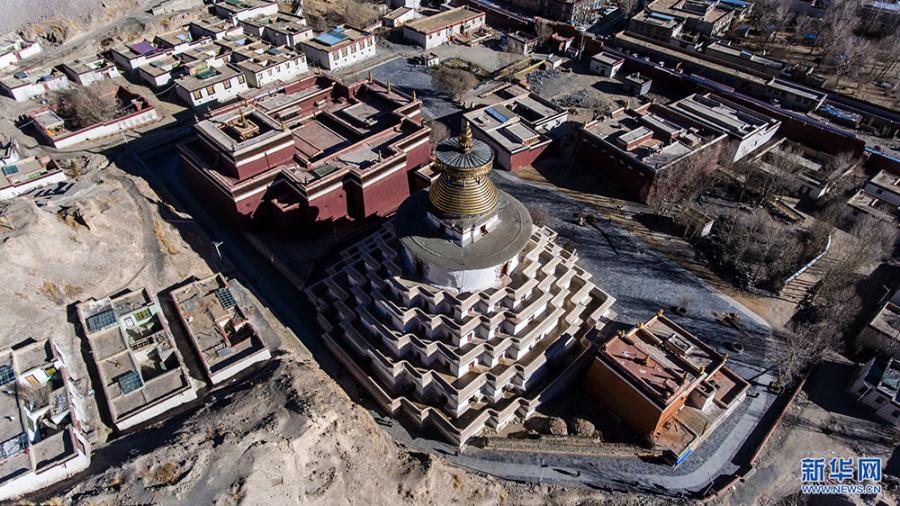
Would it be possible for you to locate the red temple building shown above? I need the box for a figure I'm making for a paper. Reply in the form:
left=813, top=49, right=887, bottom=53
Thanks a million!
left=177, top=74, right=434, bottom=233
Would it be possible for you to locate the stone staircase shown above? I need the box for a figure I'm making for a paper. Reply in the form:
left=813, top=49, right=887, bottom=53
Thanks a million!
left=779, top=252, right=839, bottom=304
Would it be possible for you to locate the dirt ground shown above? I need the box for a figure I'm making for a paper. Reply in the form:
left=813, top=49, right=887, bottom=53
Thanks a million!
left=30, top=353, right=673, bottom=506
left=725, top=358, right=899, bottom=506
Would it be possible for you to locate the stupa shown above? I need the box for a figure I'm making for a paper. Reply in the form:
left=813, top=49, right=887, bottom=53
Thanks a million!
left=306, top=123, right=616, bottom=445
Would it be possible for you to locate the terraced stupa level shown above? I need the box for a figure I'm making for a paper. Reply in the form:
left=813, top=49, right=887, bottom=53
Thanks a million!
left=306, top=123, right=616, bottom=446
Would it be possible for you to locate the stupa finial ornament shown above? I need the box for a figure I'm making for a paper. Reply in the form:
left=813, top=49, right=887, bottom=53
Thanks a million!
left=460, top=121, right=473, bottom=152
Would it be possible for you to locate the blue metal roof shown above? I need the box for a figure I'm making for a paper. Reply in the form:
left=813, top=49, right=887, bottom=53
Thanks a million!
left=648, top=12, right=675, bottom=22
left=485, top=107, right=509, bottom=123
left=314, top=28, right=349, bottom=46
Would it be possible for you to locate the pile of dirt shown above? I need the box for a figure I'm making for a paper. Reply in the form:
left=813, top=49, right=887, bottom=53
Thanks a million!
left=55, top=356, right=666, bottom=506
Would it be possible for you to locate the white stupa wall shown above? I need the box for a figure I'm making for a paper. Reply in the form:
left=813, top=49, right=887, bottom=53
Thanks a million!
left=422, top=255, right=519, bottom=293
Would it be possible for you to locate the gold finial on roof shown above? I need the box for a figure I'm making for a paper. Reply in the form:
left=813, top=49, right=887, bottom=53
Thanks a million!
left=637, top=321, right=644, bottom=329
left=411, top=89, right=417, bottom=102
left=387, top=80, right=392, bottom=94
left=657, top=308, right=664, bottom=317
left=239, top=109, right=246, bottom=125
left=280, top=117, right=286, bottom=130
left=460, top=121, right=473, bottom=152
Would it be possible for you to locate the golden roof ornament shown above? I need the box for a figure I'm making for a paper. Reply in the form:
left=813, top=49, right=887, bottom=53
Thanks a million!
left=368, top=70, right=373, bottom=82
left=411, top=89, right=417, bottom=102
left=387, top=81, right=392, bottom=94
left=460, top=121, right=473, bottom=152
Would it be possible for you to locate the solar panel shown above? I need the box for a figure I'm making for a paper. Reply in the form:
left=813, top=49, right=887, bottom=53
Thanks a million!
left=0, top=433, right=27, bottom=459
left=117, top=371, right=143, bottom=394
left=485, top=107, right=509, bottom=124
left=86, top=309, right=117, bottom=333
left=314, top=30, right=349, bottom=46
left=0, top=365, right=14, bottom=385
left=215, top=287, right=237, bottom=309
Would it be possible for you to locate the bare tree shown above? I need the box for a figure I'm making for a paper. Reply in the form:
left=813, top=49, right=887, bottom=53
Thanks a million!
left=534, top=18, right=554, bottom=42
left=735, top=145, right=804, bottom=206
left=431, top=66, right=478, bottom=103
left=827, top=35, right=874, bottom=89
left=53, top=85, right=120, bottom=130
left=645, top=144, right=721, bottom=217
left=616, top=0, right=640, bottom=16
left=874, top=35, right=900, bottom=80
left=428, top=119, right=451, bottom=145
left=820, top=215, right=897, bottom=285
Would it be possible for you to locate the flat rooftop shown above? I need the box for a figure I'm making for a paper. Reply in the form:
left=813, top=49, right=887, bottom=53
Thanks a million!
left=584, top=103, right=718, bottom=172
left=631, top=10, right=683, bottom=28
left=865, top=357, right=900, bottom=402
left=113, top=40, right=162, bottom=59
left=60, top=57, right=114, bottom=75
left=176, top=64, right=242, bottom=91
left=405, top=6, right=484, bottom=35
left=868, top=170, right=900, bottom=195
left=232, top=40, right=306, bottom=73
left=214, top=0, right=276, bottom=14
left=605, top=317, right=720, bottom=405
left=1, top=68, right=64, bottom=88
left=173, top=275, right=267, bottom=375
left=646, top=0, right=731, bottom=23
left=0, top=157, right=61, bottom=190
left=592, top=51, right=625, bottom=66
left=191, top=16, right=238, bottom=31
left=869, top=302, right=900, bottom=340
left=670, top=93, right=777, bottom=138
left=705, top=42, right=785, bottom=70
left=154, top=30, right=195, bottom=48
left=848, top=189, right=898, bottom=222
left=78, top=289, right=193, bottom=423
left=767, top=78, right=827, bottom=101
left=243, top=14, right=311, bottom=34
left=303, top=27, right=370, bottom=52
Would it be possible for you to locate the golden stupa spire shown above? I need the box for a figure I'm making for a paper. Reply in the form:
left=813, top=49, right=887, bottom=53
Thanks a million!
left=460, top=121, right=473, bottom=152
left=368, top=70, right=373, bottom=82
left=427, top=120, right=498, bottom=217
left=411, top=89, right=417, bottom=102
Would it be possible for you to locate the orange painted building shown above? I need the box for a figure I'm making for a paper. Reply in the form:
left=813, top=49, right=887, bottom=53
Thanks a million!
left=583, top=312, right=749, bottom=464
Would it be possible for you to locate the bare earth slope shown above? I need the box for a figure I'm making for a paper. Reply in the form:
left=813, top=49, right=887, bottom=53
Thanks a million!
left=59, top=356, right=666, bottom=506
left=1, top=0, right=140, bottom=40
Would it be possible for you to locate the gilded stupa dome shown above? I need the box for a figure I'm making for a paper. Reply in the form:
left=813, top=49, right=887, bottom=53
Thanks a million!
left=428, top=122, right=500, bottom=218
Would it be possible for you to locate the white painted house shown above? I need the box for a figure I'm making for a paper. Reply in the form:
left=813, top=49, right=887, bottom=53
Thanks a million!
left=175, top=64, right=249, bottom=109
left=300, top=27, right=376, bottom=71
left=402, top=7, right=486, bottom=49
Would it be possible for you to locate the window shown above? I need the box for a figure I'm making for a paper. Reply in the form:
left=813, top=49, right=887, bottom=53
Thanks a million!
left=223, top=79, right=232, bottom=89
left=238, top=74, right=245, bottom=84
left=876, top=397, right=885, bottom=404
left=193, top=90, right=202, bottom=100
left=205, top=85, right=215, bottom=95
